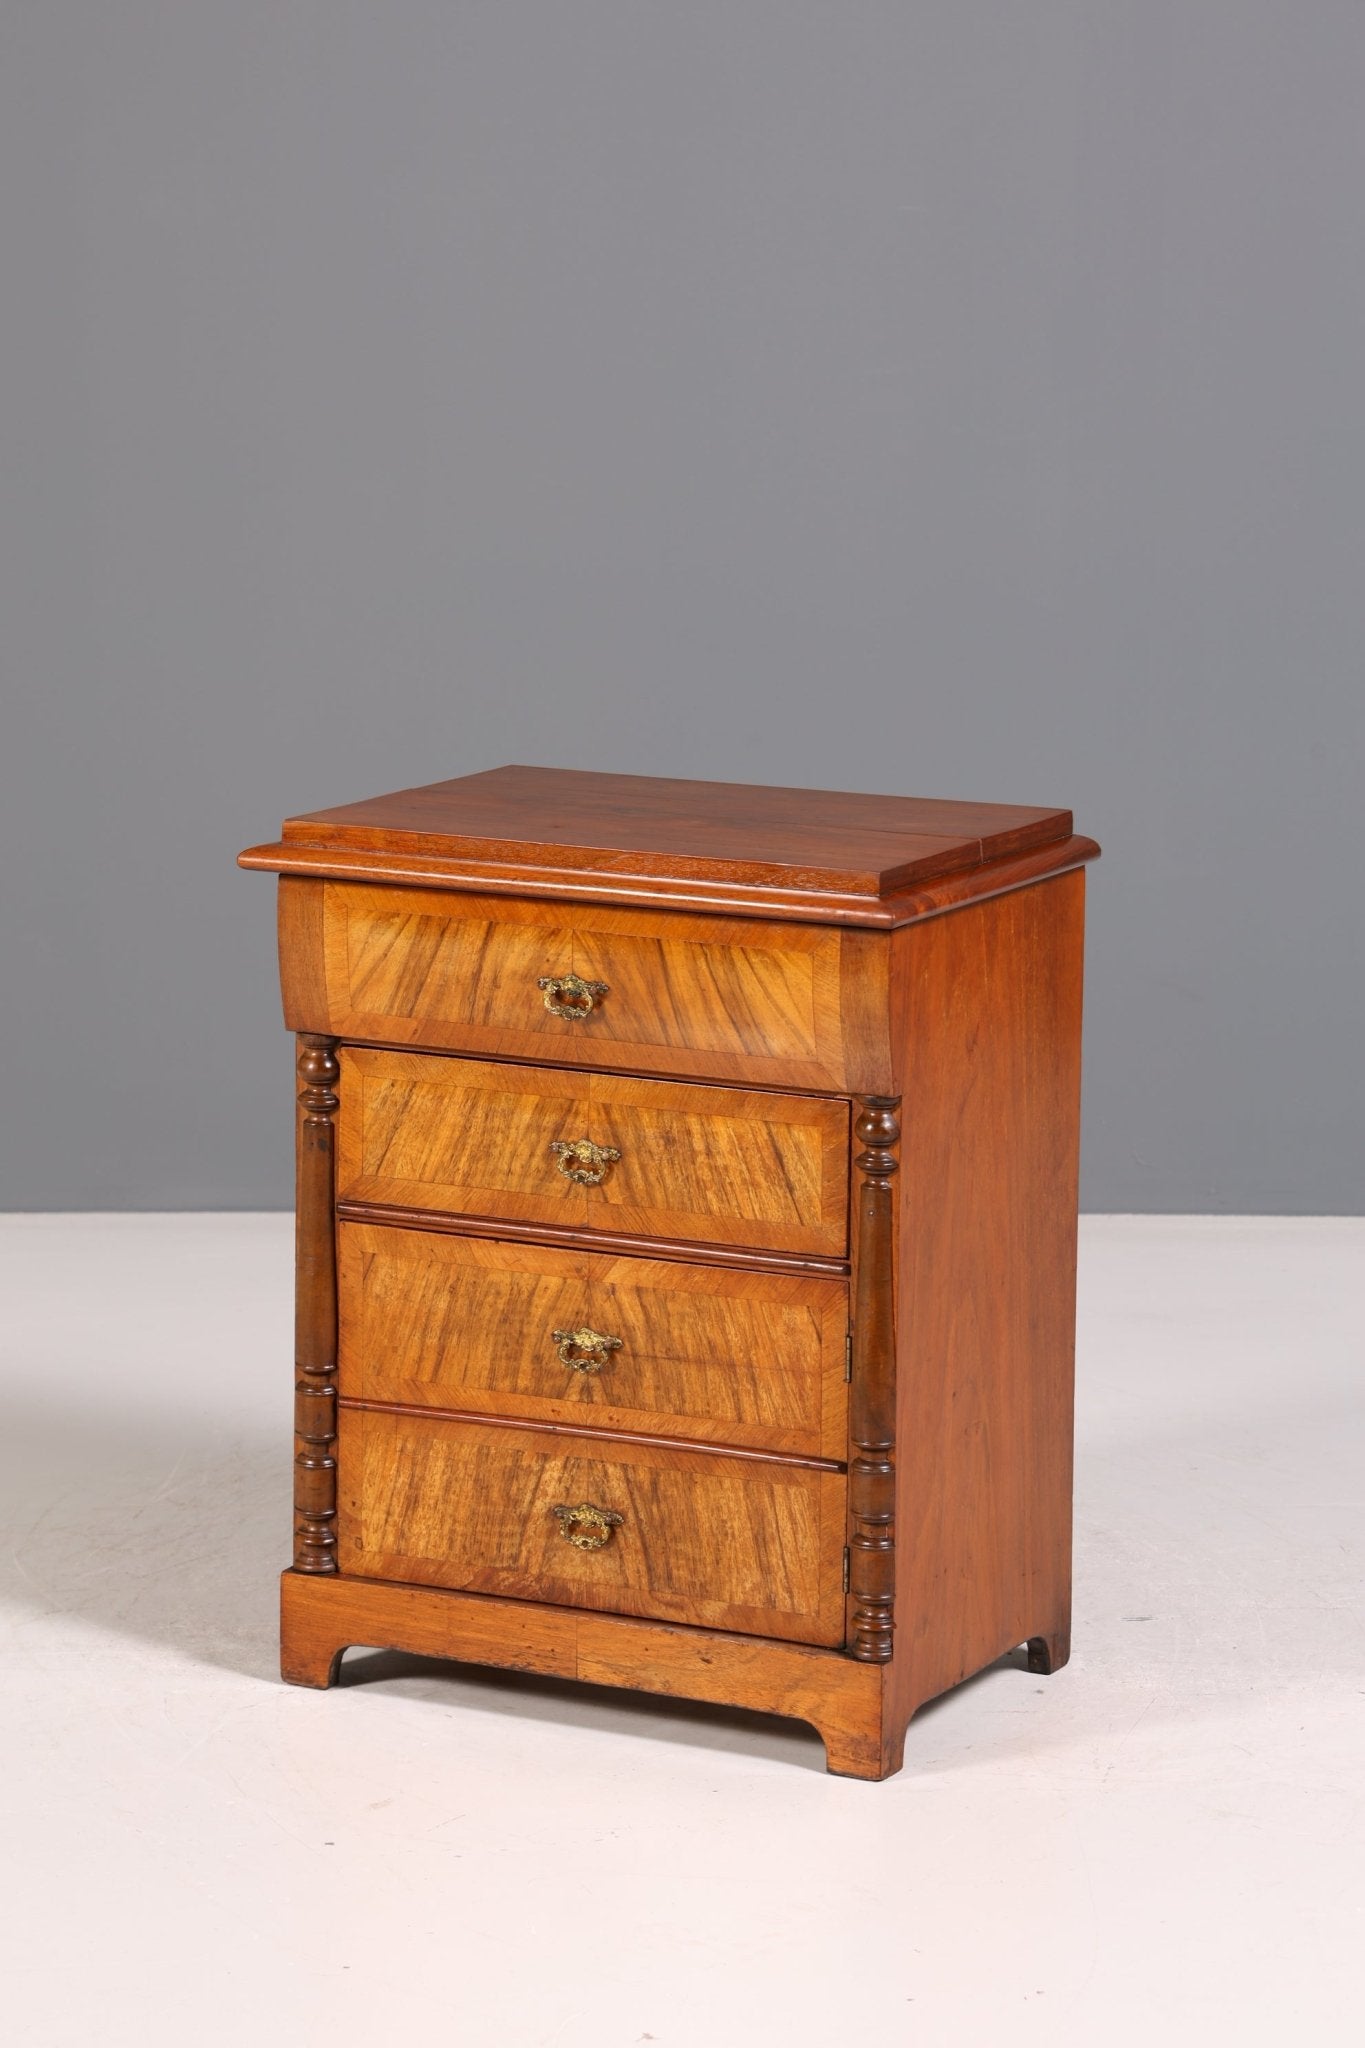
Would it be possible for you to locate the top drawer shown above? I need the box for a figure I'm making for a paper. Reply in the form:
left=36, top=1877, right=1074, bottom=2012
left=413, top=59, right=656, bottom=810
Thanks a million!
left=281, top=879, right=878, bottom=1091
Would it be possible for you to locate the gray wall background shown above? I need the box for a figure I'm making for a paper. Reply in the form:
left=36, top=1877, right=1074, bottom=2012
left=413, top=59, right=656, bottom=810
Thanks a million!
left=3, top=3, right=1362, bottom=1213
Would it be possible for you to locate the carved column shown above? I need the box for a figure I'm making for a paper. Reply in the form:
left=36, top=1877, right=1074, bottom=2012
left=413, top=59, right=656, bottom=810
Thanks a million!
left=293, top=1034, right=339, bottom=1572
left=848, top=1097, right=900, bottom=1662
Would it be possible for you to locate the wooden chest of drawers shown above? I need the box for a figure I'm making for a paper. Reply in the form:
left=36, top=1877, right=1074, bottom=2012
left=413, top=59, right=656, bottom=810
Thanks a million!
left=240, top=765, right=1098, bottom=1778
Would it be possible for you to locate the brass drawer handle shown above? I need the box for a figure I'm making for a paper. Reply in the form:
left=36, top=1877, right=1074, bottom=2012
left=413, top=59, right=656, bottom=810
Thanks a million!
left=538, top=973, right=609, bottom=1020
left=549, top=1137, right=621, bottom=1186
left=552, top=1502, right=624, bottom=1551
left=553, top=1326, right=623, bottom=1374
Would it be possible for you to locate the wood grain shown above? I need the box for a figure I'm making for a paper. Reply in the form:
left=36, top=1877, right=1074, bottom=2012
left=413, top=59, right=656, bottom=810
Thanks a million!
left=884, top=868, right=1086, bottom=1749
left=836, top=929, right=895, bottom=1095
left=238, top=762, right=1094, bottom=928
left=334, top=1201, right=848, bottom=1277
left=278, top=879, right=328, bottom=1032
left=280, top=1569, right=891, bottom=1777
left=337, top=1222, right=849, bottom=1457
left=847, top=1098, right=900, bottom=1663
left=336, top=1409, right=848, bottom=1645
left=282, top=763, right=1072, bottom=889
left=293, top=1035, right=339, bottom=1573
left=335, top=1047, right=849, bottom=1258
left=242, top=832, right=1100, bottom=928
left=338, top=1401, right=841, bottom=1471
left=249, top=765, right=1098, bottom=1779
left=313, top=882, right=852, bottom=1089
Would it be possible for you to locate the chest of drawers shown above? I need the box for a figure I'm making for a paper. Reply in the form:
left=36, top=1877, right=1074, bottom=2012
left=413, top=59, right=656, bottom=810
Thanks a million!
left=239, top=765, right=1098, bottom=1778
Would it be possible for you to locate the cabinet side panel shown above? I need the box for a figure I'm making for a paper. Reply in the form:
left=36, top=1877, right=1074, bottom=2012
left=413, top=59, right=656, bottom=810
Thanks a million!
left=888, top=869, right=1085, bottom=1727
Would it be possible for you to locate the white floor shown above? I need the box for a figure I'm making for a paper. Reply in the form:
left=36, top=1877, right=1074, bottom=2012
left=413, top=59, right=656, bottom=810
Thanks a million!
left=0, top=1216, right=1360, bottom=2046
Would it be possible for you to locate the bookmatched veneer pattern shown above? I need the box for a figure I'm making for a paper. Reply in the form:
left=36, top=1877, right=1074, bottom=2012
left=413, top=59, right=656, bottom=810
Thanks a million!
left=338, top=1222, right=849, bottom=1458
left=337, top=1408, right=848, bottom=1645
left=333, top=1201, right=849, bottom=1277
left=335, top=1047, right=850, bottom=1259
left=305, top=883, right=861, bottom=1091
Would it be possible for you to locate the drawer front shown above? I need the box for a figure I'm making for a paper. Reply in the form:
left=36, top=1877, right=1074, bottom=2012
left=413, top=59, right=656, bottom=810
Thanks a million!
left=336, top=1049, right=849, bottom=1258
left=338, top=1223, right=849, bottom=1458
left=308, top=881, right=856, bottom=1090
left=337, top=1408, right=847, bottom=1646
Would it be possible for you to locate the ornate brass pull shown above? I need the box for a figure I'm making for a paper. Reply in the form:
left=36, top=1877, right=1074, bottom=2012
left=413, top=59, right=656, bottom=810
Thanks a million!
left=549, top=1137, right=621, bottom=1186
left=552, top=1326, right=623, bottom=1374
left=552, top=1501, right=624, bottom=1551
left=537, top=973, right=609, bottom=1020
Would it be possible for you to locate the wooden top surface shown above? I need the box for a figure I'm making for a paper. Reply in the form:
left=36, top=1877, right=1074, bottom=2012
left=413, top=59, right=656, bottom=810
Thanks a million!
left=240, top=764, right=1097, bottom=926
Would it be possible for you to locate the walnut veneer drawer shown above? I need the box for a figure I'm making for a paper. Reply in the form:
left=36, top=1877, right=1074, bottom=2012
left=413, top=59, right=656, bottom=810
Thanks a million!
left=336, top=1407, right=847, bottom=1646
left=291, top=881, right=867, bottom=1090
left=335, top=1047, right=849, bottom=1258
left=337, top=1222, right=849, bottom=1458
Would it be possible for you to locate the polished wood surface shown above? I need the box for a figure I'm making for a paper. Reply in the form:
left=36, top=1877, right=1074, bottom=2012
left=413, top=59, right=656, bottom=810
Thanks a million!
left=338, top=1222, right=848, bottom=1457
left=335, top=1047, right=850, bottom=1257
left=277, top=878, right=328, bottom=1028
left=883, top=868, right=1086, bottom=1759
left=239, top=763, right=1098, bottom=927
left=336, top=1408, right=848, bottom=1645
left=248, top=765, right=1098, bottom=1778
left=335, top=1201, right=848, bottom=1277
left=338, top=1399, right=841, bottom=1470
left=292, top=1035, right=339, bottom=1574
left=280, top=1569, right=889, bottom=1777
left=245, top=832, right=1100, bottom=928
left=301, top=882, right=854, bottom=1090
left=283, top=763, right=1072, bottom=887
left=847, top=1098, right=900, bottom=1663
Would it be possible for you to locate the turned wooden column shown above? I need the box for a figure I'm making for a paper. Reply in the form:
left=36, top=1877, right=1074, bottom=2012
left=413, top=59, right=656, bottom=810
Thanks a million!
left=848, top=1097, right=900, bottom=1663
left=293, top=1034, right=339, bottom=1573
